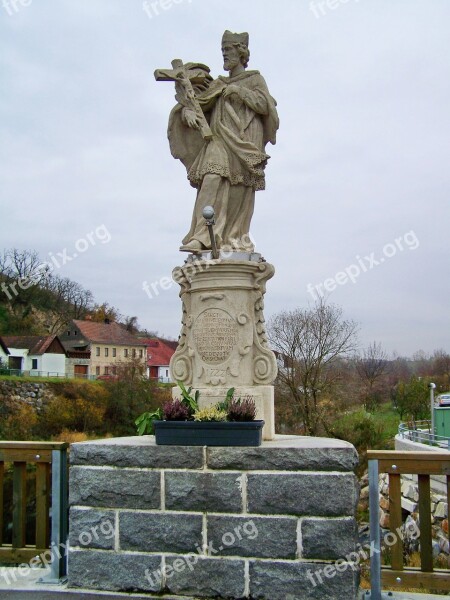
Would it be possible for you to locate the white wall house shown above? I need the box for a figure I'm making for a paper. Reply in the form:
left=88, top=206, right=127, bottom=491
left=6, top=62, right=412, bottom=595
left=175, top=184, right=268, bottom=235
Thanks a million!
left=28, top=352, right=66, bottom=374
left=142, top=338, right=176, bottom=383
left=3, top=335, right=67, bottom=376
left=0, top=337, right=10, bottom=365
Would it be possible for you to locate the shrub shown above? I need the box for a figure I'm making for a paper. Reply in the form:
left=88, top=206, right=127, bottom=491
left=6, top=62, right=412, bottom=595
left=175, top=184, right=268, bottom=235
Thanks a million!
left=0, top=404, right=38, bottom=440
left=193, top=406, right=228, bottom=422
left=162, top=399, right=191, bottom=421
left=38, top=395, right=107, bottom=437
left=103, top=377, right=165, bottom=436
left=227, top=396, right=256, bottom=421
left=333, top=409, right=384, bottom=451
left=53, top=429, right=90, bottom=444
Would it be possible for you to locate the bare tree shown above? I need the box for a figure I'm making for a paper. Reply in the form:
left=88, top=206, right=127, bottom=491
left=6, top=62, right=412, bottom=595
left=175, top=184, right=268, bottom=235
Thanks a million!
left=356, top=342, right=390, bottom=388
left=0, top=249, right=50, bottom=303
left=355, top=341, right=390, bottom=411
left=123, top=315, right=140, bottom=334
left=268, top=300, right=358, bottom=436
left=432, top=349, right=450, bottom=379
left=0, top=248, right=49, bottom=283
left=44, top=275, right=93, bottom=333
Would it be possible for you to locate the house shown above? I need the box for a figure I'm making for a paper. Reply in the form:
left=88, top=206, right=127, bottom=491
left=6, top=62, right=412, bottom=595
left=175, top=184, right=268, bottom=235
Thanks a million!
left=60, top=319, right=148, bottom=378
left=141, top=338, right=176, bottom=383
left=273, top=350, right=294, bottom=374
left=2, top=335, right=67, bottom=376
left=0, top=336, right=10, bottom=366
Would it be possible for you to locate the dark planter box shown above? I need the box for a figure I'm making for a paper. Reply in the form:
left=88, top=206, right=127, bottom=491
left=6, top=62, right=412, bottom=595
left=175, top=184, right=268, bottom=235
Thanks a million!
left=154, top=420, right=264, bottom=446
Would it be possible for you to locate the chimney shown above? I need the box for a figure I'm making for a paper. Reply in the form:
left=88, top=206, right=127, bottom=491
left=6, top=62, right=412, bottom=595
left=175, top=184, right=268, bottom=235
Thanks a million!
left=85, top=315, right=93, bottom=321
left=104, top=318, right=111, bottom=325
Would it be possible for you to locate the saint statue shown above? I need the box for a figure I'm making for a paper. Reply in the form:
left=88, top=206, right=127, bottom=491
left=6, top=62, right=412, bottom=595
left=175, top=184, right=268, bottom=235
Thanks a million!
left=156, top=31, right=279, bottom=253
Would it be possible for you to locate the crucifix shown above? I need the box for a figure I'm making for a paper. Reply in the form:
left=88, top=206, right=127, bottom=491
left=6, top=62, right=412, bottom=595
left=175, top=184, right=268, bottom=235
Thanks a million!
left=154, top=59, right=213, bottom=141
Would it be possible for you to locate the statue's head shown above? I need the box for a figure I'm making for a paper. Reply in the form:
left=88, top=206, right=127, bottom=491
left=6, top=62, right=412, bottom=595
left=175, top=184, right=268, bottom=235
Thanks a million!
left=221, top=30, right=250, bottom=71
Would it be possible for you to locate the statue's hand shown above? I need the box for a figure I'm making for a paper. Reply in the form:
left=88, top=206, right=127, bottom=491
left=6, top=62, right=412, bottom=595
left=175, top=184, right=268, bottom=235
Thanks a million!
left=183, top=108, right=201, bottom=130
left=222, top=84, right=241, bottom=99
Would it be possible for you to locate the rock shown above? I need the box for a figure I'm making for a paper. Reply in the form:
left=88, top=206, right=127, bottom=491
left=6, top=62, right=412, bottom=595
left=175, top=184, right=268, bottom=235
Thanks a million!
left=438, top=536, right=449, bottom=554
left=401, top=497, right=418, bottom=513
left=432, top=540, right=441, bottom=558
left=402, top=483, right=419, bottom=502
left=435, top=502, right=448, bottom=519
left=380, top=496, right=390, bottom=511
left=379, top=510, right=390, bottom=529
left=358, top=523, right=370, bottom=547
left=360, top=485, right=369, bottom=501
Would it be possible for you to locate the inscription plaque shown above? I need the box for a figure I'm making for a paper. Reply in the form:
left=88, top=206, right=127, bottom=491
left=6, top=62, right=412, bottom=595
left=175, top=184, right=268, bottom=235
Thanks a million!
left=193, top=309, right=238, bottom=365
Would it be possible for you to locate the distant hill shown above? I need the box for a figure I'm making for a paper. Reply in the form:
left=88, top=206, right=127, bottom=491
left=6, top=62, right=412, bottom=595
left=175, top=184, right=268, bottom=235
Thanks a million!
left=0, top=248, right=156, bottom=338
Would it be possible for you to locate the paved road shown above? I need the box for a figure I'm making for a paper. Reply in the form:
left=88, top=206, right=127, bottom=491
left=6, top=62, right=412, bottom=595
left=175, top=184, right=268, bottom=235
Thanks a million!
left=1, top=594, right=169, bottom=600
left=3, top=591, right=448, bottom=600
left=1, top=594, right=152, bottom=600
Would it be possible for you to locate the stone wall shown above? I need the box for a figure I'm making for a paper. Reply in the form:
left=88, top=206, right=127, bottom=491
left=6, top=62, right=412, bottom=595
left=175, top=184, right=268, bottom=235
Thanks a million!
left=0, top=380, right=55, bottom=412
left=68, top=435, right=360, bottom=600
left=391, top=434, right=449, bottom=558
left=378, top=472, right=449, bottom=558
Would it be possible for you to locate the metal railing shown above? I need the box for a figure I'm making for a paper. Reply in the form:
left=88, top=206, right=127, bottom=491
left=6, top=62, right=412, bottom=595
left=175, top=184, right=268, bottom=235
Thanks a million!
left=0, top=369, right=97, bottom=380
left=0, top=442, right=68, bottom=582
left=398, top=420, right=450, bottom=449
left=149, top=376, right=172, bottom=383
left=368, top=450, right=450, bottom=598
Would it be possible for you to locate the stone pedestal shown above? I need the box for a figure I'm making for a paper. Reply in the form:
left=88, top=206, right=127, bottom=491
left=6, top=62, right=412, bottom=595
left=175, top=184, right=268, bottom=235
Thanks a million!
left=68, top=435, right=360, bottom=600
left=169, top=256, right=278, bottom=439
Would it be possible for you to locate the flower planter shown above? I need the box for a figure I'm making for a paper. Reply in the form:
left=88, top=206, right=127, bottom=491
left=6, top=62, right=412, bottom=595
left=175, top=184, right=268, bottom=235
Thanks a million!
left=153, top=420, right=264, bottom=446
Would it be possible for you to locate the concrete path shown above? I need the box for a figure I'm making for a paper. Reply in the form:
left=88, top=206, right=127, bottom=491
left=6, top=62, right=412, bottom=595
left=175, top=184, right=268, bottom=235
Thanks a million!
left=360, top=591, right=450, bottom=599
left=1, top=568, right=448, bottom=599
left=0, top=568, right=192, bottom=599
left=0, top=594, right=154, bottom=599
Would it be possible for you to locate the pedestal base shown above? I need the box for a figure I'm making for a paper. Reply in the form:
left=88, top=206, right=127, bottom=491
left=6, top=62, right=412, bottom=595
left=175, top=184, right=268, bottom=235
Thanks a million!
left=172, top=384, right=275, bottom=440
left=68, top=436, right=360, bottom=600
left=170, top=258, right=278, bottom=390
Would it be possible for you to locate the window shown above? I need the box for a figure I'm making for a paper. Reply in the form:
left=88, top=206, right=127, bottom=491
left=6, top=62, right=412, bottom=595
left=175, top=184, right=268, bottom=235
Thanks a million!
left=166, top=369, right=169, bottom=377
left=105, top=348, right=109, bottom=357
left=132, top=349, right=136, bottom=358
left=74, top=331, right=77, bottom=335
left=96, top=366, right=100, bottom=375
left=112, top=366, right=117, bottom=375
left=67, top=331, right=70, bottom=336
left=124, top=349, right=129, bottom=358
left=96, top=347, right=100, bottom=356
left=104, top=366, right=109, bottom=375
left=112, top=348, right=116, bottom=357
left=32, top=359, right=38, bottom=370
left=139, top=349, right=143, bottom=358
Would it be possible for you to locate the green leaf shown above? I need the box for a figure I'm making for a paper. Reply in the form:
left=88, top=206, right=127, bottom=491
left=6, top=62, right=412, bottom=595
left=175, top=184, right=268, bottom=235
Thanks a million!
left=226, top=387, right=235, bottom=401
left=135, top=409, right=162, bottom=435
left=177, top=380, right=200, bottom=412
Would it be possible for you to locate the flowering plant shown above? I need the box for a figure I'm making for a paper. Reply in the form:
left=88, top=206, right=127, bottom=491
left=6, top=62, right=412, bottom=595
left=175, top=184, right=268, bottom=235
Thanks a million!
left=135, top=382, right=256, bottom=435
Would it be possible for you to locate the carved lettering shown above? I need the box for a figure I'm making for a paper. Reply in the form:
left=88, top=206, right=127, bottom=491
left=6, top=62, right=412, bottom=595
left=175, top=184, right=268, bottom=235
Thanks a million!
left=193, top=309, right=238, bottom=365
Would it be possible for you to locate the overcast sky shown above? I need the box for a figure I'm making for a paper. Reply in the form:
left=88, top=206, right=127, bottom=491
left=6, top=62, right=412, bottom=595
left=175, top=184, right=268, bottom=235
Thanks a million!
left=1, top=0, right=449, bottom=356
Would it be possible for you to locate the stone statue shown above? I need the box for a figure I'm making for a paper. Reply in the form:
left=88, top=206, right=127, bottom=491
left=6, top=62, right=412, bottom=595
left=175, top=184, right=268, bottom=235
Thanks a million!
left=155, top=31, right=279, bottom=253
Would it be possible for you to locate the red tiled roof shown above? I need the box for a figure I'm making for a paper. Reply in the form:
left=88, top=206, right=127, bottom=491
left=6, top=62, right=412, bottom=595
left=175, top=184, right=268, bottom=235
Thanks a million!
left=2, top=335, right=64, bottom=355
left=73, top=320, right=147, bottom=346
left=140, top=338, right=175, bottom=367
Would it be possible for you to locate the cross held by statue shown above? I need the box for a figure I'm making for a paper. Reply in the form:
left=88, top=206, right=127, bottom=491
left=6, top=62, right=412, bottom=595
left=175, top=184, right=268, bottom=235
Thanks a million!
left=154, top=59, right=213, bottom=141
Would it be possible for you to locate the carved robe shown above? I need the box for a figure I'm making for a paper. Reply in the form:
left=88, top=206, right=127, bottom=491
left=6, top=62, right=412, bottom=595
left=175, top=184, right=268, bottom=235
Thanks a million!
left=168, top=70, right=279, bottom=250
